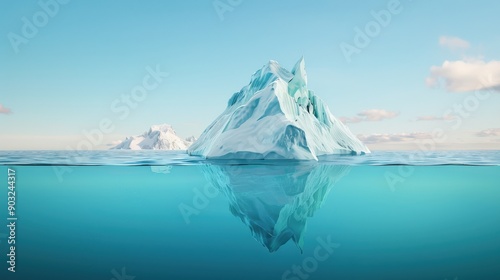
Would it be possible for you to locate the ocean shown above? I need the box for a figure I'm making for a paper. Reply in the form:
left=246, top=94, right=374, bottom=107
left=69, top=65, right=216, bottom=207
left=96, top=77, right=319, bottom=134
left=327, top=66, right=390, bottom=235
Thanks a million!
left=0, top=150, right=499, bottom=280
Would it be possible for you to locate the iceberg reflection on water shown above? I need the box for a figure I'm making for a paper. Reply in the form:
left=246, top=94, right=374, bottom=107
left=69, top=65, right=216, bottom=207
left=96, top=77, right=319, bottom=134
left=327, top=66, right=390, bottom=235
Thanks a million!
left=201, top=163, right=350, bottom=252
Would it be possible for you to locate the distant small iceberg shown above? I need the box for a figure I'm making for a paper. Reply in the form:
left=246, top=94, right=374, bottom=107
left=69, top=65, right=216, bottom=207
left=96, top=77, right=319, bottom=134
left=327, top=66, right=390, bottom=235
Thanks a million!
left=112, top=124, right=196, bottom=150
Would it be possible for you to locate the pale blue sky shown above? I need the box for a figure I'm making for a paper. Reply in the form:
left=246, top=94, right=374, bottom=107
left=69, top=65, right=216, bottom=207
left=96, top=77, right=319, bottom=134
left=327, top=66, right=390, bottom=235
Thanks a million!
left=1, top=0, right=499, bottom=150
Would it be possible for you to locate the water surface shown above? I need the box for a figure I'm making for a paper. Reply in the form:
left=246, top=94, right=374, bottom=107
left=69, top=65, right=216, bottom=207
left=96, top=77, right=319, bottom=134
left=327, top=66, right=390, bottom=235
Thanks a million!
left=0, top=151, right=499, bottom=279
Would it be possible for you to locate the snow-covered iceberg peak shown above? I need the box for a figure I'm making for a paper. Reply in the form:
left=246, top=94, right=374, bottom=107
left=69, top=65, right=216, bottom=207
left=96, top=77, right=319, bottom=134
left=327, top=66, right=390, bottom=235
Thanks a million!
left=188, top=58, right=370, bottom=160
left=149, top=123, right=174, bottom=133
left=112, top=123, right=193, bottom=150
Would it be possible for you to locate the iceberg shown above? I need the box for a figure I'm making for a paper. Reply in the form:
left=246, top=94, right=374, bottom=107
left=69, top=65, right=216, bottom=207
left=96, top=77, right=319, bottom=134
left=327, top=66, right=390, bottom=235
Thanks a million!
left=188, top=58, right=370, bottom=160
left=112, top=124, right=196, bottom=150
left=201, top=163, right=350, bottom=252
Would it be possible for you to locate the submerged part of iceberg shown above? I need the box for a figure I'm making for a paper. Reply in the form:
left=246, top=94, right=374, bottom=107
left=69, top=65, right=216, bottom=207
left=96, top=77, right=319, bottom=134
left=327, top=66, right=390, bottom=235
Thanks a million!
left=188, top=58, right=370, bottom=160
left=201, top=163, right=350, bottom=252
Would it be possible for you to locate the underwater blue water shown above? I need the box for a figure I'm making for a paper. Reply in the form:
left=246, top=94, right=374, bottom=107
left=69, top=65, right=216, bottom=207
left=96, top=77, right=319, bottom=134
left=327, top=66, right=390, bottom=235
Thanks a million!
left=0, top=151, right=499, bottom=280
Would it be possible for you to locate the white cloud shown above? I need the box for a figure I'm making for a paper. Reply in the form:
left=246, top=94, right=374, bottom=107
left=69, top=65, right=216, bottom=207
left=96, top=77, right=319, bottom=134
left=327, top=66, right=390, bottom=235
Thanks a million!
left=476, top=128, right=500, bottom=137
left=0, top=104, right=11, bottom=114
left=439, top=36, right=470, bottom=51
left=339, top=116, right=362, bottom=123
left=106, top=140, right=124, bottom=147
left=340, top=109, right=399, bottom=124
left=426, top=59, right=500, bottom=92
left=357, top=132, right=433, bottom=144
left=416, top=115, right=456, bottom=121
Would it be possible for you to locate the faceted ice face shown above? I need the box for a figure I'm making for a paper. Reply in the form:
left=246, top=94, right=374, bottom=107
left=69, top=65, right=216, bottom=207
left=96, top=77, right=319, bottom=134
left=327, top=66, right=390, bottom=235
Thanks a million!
left=201, top=163, right=351, bottom=252
left=188, top=58, right=370, bottom=160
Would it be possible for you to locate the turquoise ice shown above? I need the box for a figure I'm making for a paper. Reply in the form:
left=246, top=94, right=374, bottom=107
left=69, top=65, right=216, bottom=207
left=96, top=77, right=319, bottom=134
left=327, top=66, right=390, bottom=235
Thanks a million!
left=188, top=58, right=370, bottom=160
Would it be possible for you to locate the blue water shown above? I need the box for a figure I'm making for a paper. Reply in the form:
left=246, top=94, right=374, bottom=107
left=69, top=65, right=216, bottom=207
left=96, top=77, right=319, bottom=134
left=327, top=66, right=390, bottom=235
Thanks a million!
left=0, top=151, right=499, bottom=280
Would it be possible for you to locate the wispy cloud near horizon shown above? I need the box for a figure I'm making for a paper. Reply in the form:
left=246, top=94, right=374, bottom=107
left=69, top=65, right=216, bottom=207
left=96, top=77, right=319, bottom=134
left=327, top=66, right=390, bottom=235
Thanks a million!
left=415, top=115, right=456, bottom=121
left=439, top=36, right=470, bottom=51
left=0, top=104, right=12, bottom=114
left=476, top=128, right=500, bottom=137
left=340, top=109, right=399, bottom=124
left=105, top=140, right=124, bottom=147
left=357, top=132, right=433, bottom=144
